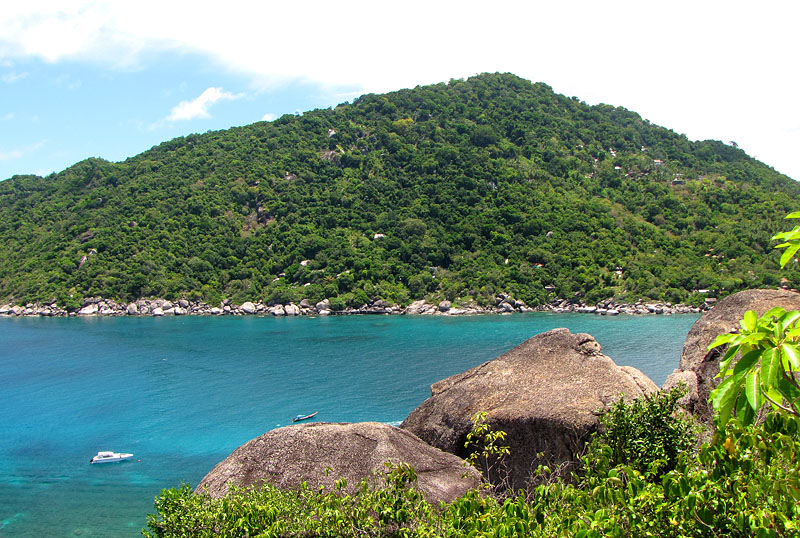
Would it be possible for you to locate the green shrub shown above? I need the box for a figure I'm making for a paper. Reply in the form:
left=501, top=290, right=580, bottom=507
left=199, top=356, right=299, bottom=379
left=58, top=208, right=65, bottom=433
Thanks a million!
left=586, top=386, right=696, bottom=480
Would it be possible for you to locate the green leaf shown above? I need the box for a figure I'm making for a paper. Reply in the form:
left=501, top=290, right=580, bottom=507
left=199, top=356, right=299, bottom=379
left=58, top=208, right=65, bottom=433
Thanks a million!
left=781, top=310, right=800, bottom=332
left=761, top=348, right=779, bottom=391
left=718, top=344, right=743, bottom=377
left=733, top=349, right=762, bottom=377
left=764, top=306, right=788, bottom=319
left=745, top=370, right=763, bottom=411
left=777, top=378, right=800, bottom=413
left=779, top=243, right=800, bottom=269
left=766, top=387, right=784, bottom=409
left=711, top=376, right=743, bottom=427
left=707, top=333, right=739, bottom=350
left=736, top=394, right=756, bottom=426
left=744, top=332, right=768, bottom=345
left=786, top=211, right=800, bottom=219
left=786, top=328, right=800, bottom=340
left=741, top=310, right=757, bottom=332
left=780, top=343, right=800, bottom=371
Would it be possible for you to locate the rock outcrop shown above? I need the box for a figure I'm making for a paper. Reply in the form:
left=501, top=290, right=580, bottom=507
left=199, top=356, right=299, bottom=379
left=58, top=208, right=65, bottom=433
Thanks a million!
left=664, top=289, right=800, bottom=422
left=400, top=328, right=657, bottom=489
left=196, top=422, right=480, bottom=504
left=0, top=293, right=701, bottom=318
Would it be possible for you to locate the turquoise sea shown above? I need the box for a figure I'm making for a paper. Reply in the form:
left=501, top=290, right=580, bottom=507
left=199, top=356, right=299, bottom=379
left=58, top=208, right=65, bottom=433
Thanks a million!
left=0, top=313, right=698, bottom=537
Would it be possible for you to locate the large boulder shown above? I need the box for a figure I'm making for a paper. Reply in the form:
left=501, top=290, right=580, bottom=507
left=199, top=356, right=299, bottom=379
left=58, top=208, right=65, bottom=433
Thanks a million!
left=400, top=328, right=657, bottom=489
left=77, top=303, right=98, bottom=316
left=664, top=289, right=800, bottom=422
left=196, top=422, right=480, bottom=504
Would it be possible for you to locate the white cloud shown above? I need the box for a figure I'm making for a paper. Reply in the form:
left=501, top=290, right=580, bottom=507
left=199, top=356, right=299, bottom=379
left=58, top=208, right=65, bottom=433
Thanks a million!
left=54, top=73, right=82, bottom=90
left=166, top=87, right=242, bottom=122
left=2, top=71, right=27, bottom=83
left=261, top=112, right=276, bottom=122
left=0, top=140, right=45, bottom=162
left=0, top=148, right=24, bottom=161
left=2, top=112, right=13, bottom=121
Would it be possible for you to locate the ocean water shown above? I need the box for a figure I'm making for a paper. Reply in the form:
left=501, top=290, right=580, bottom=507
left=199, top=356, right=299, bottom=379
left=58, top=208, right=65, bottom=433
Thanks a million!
left=0, top=313, right=698, bottom=537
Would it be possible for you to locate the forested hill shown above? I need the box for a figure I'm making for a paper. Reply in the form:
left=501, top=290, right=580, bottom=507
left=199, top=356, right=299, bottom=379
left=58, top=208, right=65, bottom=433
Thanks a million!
left=1, top=73, right=798, bottom=310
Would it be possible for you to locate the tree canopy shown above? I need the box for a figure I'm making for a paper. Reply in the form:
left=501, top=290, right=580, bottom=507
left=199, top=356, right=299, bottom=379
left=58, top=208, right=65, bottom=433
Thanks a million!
left=1, top=73, right=797, bottom=308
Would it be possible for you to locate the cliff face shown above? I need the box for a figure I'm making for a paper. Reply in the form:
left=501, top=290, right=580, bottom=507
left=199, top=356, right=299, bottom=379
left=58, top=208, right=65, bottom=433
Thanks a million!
left=401, top=328, right=658, bottom=489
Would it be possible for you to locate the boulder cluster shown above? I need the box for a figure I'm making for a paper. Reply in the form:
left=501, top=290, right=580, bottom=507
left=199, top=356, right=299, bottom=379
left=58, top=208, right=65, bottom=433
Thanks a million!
left=543, top=297, right=707, bottom=315
left=0, top=292, right=705, bottom=318
left=196, top=288, right=797, bottom=500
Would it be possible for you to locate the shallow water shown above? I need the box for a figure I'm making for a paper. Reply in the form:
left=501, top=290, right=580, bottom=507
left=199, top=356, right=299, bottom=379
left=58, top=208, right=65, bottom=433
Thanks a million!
left=0, top=312, right=698, bottom=536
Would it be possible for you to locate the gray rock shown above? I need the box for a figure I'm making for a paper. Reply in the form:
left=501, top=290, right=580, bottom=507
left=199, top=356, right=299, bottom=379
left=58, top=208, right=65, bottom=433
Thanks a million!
left=77, top=304, right=98, bottom=316
left=152, top=307, right=164, bottom=317
left=497, top=301, right=515, bottom=313
left=269, top=305, right=286, bottom=316
left=662, top=370, right=699, bottom=408
left=179, top=299, right=190, bottom=308
left=284, top=303, right=300, bottom=316
left=240, top=301, right=256, bottom=314
left=665, top=289, right=800, bottom=422
left=315, top=299, right=330, bottom=312
left=438, top=301, right=451, bottom=312
left=196, top=422, right=480, bottom=504
left=405, top=300, right=427, bottom=315
left=126, top=303, right=138, bottom=315
left=401, top=328, right=657, bottom=489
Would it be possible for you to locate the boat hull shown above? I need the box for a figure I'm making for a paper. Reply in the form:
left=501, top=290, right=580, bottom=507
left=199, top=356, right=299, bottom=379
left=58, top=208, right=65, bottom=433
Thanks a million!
left=90, top=452, right=134, bottom=464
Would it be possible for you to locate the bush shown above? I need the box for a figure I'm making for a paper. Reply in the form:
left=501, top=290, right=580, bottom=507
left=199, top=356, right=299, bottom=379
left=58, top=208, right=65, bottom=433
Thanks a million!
left=144, top=412, right=800, bottom=537
left=586, top=386, right=696, bottom=480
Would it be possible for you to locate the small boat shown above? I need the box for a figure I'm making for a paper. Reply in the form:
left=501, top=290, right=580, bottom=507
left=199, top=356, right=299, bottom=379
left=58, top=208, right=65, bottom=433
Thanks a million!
left=90, top=451, right=134, bottom=464
left=292, top=411, right=318, bottom=422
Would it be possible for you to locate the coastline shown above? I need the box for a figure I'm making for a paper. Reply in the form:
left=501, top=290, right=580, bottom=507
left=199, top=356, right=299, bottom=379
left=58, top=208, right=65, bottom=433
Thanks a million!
left=0, top=294, right=708, bottom=318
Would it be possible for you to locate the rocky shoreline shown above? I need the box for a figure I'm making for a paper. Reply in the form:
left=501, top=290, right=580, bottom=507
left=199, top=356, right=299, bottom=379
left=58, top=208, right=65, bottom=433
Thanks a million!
left=0, top=294, right=708, bottom=318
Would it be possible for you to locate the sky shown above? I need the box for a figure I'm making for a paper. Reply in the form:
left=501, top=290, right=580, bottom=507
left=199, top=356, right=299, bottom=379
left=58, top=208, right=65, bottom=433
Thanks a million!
left=1, top=1, right=799, bottom=182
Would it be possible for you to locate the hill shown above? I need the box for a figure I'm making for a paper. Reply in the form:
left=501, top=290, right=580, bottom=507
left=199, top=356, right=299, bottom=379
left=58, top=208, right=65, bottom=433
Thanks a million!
left=0, top=73, right=797, bottom=310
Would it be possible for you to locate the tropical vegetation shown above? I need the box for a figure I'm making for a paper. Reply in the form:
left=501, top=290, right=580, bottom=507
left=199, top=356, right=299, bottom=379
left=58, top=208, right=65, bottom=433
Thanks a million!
left=143, top=215, right=800, bottom=537
left=1, top=73, right=798, bottom=309
left=144, top=389, right=800, bottom=537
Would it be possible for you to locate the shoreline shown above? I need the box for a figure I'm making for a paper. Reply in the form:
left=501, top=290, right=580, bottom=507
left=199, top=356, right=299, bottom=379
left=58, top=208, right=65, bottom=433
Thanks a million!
left=0, top=295, right=708, bottom=318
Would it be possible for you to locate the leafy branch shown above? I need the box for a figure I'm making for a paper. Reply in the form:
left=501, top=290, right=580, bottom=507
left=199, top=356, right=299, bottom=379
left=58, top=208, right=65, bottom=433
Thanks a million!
left=464, top=411, right=510, bottom=485
left=709, top=212, right=800, bottom=428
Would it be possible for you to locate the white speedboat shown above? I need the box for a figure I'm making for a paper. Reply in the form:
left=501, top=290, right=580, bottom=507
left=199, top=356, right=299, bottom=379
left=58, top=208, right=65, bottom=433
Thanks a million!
left=90, top=451, right=134, bottom=464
